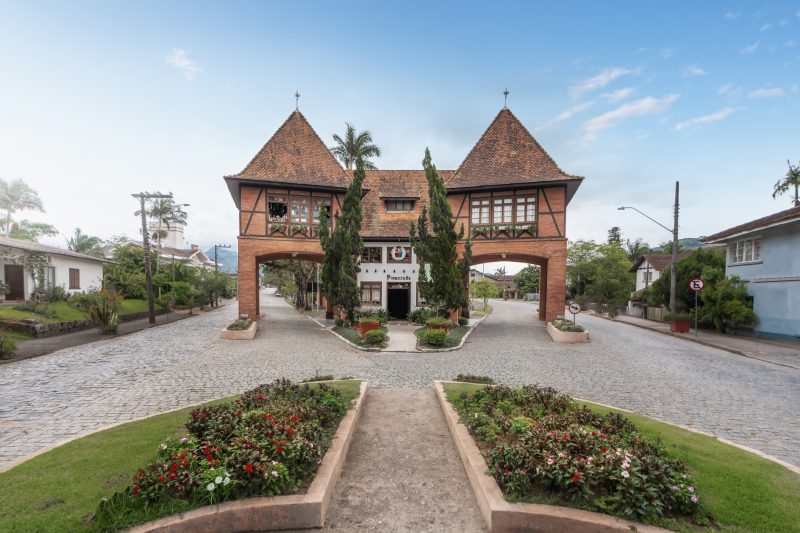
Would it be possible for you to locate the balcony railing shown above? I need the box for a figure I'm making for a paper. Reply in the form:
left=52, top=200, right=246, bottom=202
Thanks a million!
left=470, top=223, right=538, bottom=240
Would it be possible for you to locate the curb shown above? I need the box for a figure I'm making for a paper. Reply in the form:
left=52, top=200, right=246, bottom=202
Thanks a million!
left=433, top=381, right=668, bottom=532
left=130, top=381, right=368, bottom=532
left=307, top=315, right=382, bottom=352
left=589, top=312, right=800, bottom=371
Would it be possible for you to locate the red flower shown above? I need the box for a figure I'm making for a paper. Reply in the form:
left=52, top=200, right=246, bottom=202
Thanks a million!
left=563, top=433, right=570, bottom=440
left=276, top=446, right=283, bottom=454
left=245, top=463, right=254, bottom=473
left=601, top=447, right=608, bottom=453
left=182, top=460, right=188, bottom=467
left=132, top=484, right=140, bottom=496
left=159, top=475, right=166, bottom=483
left=207, top=454, right=214, bottom=462
left=571, top=473, right=581, bottom=484
left=170, top=463, right=178, bottom=472
left=287, top=428, right=295, bottom=435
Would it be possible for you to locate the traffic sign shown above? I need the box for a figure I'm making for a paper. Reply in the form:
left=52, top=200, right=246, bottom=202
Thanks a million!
left=568, top=302, right=581, bottom=314
left=688, top=278, right=705, bottom=292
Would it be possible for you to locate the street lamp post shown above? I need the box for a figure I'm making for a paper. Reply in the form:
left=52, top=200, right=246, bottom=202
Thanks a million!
left=619, top=181, right=680, bottom=313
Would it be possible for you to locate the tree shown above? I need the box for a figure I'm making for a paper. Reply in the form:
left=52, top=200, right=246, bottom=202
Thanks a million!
left=624, top=238, right=650, bottom=263
left=137, top=198, right=188, bottom=247
left=470, top=279, right=500, bottom=310
left=319, top=156, right=366, bottom=321
left=607, top=226, right=622, bottom=244
left=0, top=178, right=45, bottom=236
left=699, top=276, right=755, bottom=333
left=647, top=248, right=725, bottom=311
left=330, top=123, right=381, bottom=170
left=9, top=220, right=58, bottom=242
left=566, top=240, right=602, bottom=298
left=772, top=159, right=800, bottom=207
left=585, top=243, right=634, bottom=315
left=494, top=266, right=506, bottom=276
left=410, top=148, right=467, bottom=317
left=514, top=265, right=541, bottom=295
left=68, top=228, right=103, bottom=257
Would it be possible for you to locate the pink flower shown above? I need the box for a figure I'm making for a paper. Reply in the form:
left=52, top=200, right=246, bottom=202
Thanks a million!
left=547, top=458, right=554, bottom=465
left=621, top=470, right=630, bottom=479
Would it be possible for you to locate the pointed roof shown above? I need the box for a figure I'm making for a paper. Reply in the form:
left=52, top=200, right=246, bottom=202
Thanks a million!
left=447, top=108, right=583, bottom=202
left=226, top=111, right=351, bottom=190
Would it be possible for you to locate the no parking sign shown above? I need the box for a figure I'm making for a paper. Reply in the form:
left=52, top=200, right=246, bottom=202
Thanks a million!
left=688, top=278, right=705, bottom=292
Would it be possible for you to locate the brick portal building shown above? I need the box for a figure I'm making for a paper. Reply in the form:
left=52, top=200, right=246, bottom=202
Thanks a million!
left=225, top=106, right=583, bottom=322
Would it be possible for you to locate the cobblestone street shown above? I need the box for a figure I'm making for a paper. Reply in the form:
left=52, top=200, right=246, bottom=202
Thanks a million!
left=1, top=293, right=798, bottom=469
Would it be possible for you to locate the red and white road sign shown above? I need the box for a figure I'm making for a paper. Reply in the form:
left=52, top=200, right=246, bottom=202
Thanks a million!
left=688, top=278, right=705, bottom=292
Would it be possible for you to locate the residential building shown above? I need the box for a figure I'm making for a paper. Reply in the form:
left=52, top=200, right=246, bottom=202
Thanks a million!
left=227, top=105, right=583, bottom=321
left=629, top=252, right=693, bottom=292
left=0, top=236, right=108, bottom=300
left=701, top=206, right=800, bottom=340
left=101, top=240, right=216, bottom=269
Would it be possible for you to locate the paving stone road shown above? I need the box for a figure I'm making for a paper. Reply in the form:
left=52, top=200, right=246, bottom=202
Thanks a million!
left=1, top=292, right=798, bottom=469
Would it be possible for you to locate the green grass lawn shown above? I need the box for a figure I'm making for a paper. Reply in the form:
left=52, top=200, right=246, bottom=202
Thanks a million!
left=0, top=301, right=88, bottom=323
left=443, top=382, right=800, bottom=533
left=415, top=325, right=469, bottom=348
left=0, top=380, right=362, bottom=533
left=470, top=302, right=492, bottom=317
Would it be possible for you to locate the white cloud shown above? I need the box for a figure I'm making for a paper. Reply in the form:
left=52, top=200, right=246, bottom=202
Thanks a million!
left=600, top=87, right=636, bottom=102
left=786, top=40, right=796, bottom=48
left=724, top=12, right=739, bottom=19
left=661, top=48, right=674, bottom=59
left=748, top=87, right=784, bottom=98
left=583, top=94, right=679, bottom=139
left=718, top=83, right=744, bottom=96
left=675, top=107, right=736, bottom=130
left=779, top=19, right=789, bottom=26
left=741, top=40, right=760, bottom=54
left=760, top=23, right=772, bottom=32
left=570, top=67, right=638, bottom=97
left=793, top=84, right=800, bottom=93
left=797, top=10, right=800, bottom=19
left=536, top=102, right=594, bottom=131
left=165, top=48, right=202, bottom=81
left=682, top=65, right=709, bottom=77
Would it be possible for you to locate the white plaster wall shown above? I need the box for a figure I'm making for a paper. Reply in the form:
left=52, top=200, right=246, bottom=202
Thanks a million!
left=48, top=255, right=104, bottom=294
left=634, top=261, right=662, bottom=292
left=357, top=242, right=427, bottom=310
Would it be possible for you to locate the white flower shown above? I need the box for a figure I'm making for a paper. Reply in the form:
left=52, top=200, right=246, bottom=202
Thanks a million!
left=621, top=470, right=630, bottom=479
left=215, top=476, right=223, bottom=484
left=272, top=470, right=279, bottom=477
left=271, top=460, right=278, bottom=465
left=223, top=477, right=231, bottom=485
left=160, top=444, right=167, bottom=450
left=207, top=482, right=216, bottom=491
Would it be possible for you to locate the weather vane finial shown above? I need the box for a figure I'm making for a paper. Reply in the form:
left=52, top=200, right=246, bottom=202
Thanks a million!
left=294, top=90, right=300, bottom=111
left=503, top=87, right=509, bottom=108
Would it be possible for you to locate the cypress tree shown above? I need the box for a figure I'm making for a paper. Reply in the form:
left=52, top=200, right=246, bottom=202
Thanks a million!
left=410, top=148, right=469, bottom=318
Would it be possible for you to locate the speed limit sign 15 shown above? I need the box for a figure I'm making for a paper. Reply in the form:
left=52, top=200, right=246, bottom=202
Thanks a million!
left=688, top=278, right=705, bottom=292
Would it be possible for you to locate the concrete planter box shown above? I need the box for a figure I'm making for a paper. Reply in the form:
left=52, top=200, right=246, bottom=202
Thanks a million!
left=546, top=322, right=589, bottom=343
left=433, top=381, right=666, bottom=533
left=220, top=320, right=257, bottom=340
left=132, top=381, right=368, bottom=533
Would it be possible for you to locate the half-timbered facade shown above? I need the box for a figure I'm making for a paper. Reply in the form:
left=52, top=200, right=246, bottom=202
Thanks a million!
left=226, top=106, right=583, bottom=322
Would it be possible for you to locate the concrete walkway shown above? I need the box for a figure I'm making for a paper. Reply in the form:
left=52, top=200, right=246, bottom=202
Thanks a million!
left=314, top=388, right=485, bottom=532
left=594, top=312, right=800, bottom=370
left=383, top=323, right=419, bottom=352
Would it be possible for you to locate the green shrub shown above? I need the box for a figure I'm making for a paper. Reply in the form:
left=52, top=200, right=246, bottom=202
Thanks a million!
left=227, top=318, right=252, bottom=331
left=375, top=308, right=388, bottom=324
left=551, top=319, right=585, bottom=333
left=300, top=374, right=335, bottom=382
left=408, top=307, right=436, bottom=325
left=358, top=316, right=380, bottom=325
left=458, top=316, right=468, bottom=326
left=0, top=332, right=16, bottom=359
left=364, top=329, right=388, bottom=345
left=13, top=301, right=56, bottom=319
left=664, top=312, right=691, bottom=321
left=425, top=316, right=451, bottom=327
left=43, top=285, right=68, bottom=302
left=72, top=289, right=121, bottom=334
left=454, top=374, right=496, bottom=384
left=420, top=328, right=447, bottom=347
left=334, top=317, right=345, bottom=327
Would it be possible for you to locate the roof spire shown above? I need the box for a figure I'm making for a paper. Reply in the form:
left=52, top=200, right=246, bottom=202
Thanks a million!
left=294, top=90, right=300, bottom=111
left=503, top=87, right=509, bottom=108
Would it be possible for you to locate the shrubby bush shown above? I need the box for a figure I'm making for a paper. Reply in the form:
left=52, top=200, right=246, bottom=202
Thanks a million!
left=419, top=328, right=447, bottom=347
left=227, top=318, right=252, bottom=331
left=408, top=307, right=436, bottom=325
left=551, top=318, right=585, bottom=333
left=71, top=289, right=121, bottom=333
left=364, top=329, right=387, bottom=346
left=0, top=332, right=16, bottom=359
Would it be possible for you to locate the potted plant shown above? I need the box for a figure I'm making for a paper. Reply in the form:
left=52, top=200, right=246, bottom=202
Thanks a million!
left=356, top=316, right=381, bottom=339
left=426, top=316, right=452, bottom=331
left=664, top=312, right=692, bottom=333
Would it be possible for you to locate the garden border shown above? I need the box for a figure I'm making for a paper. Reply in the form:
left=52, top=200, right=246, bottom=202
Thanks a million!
left=417, top=314, right=488, bottom=352
left=433, top=380, right=669, bottom=533
left=130, top=380, right=368, bottom=532
left=219, top=319, right=258, bottom=340
left=545, top=321, right=589, bottom=343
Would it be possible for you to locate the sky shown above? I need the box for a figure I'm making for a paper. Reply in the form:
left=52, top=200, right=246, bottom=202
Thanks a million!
left=1, top=1, right=798, bottom=273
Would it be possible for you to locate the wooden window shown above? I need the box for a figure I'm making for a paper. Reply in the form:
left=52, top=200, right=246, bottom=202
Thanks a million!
left=361, top=247, right=382, bottom=263
left=471, top=199, right=490, bottom=224
left=47, top=266, right=56, bottom=288
left=290, top=197, right=309, bottom=223
left=360, top=282, right=382, bottom=305
left=515, top=196, right=536, bottom=222
left=733, top=238, right=761, bottom=263
left=68, top=268, right=80, bottom=290
left=268, top=195, right=287, bottom=222
left=387, top=246, right=411, bottom=263
left=385, top=200, right=414, bottom=212
left=493, top=197, right=513, bottom=223
left=313, top=199, right=331, bottom=224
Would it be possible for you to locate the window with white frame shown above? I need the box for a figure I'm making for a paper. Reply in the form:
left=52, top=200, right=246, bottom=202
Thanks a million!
left=733, top=238, right=761, bottom=263
left=515, top=196, right=536, bottom=222
left=493, top=197, right=513, bottom=223
left=471, top=199, right=490, bottom=224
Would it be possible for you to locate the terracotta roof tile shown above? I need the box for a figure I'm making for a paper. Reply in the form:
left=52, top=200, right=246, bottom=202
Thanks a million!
left=447, top=108, right=583, bottom=192
left=701, top=206, right=800, bottom=243
left=227, top=111, right=350, bottom=189
left=0, top=236, right=110, bottom=263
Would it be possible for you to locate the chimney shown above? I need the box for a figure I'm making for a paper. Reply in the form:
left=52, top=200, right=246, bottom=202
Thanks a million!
left=191, top=244, right=198, bottom=252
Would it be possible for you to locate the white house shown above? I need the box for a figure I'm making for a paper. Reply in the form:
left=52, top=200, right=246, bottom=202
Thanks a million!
left=629, top=252, right=693, bottom=292
left=0, top=236, right=109, bottom=300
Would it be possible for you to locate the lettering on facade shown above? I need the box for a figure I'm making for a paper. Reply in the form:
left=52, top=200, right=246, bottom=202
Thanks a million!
left=387, top=274, right=411, bottom=281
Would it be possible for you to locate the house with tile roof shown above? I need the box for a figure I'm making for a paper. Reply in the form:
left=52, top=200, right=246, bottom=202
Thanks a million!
left=629, top=252, right=694, bottom=292
left=701, top=206, right=800, bottom=340
left=226, top=106, right=583, bottom=322
left=0, top=236, right=110, bottom=300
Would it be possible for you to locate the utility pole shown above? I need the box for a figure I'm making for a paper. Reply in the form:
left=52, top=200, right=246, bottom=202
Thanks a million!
left=670, top=181, right=680, bottom=313
left=213, top=244, right=231, bottom=307
left=133, top=192, right=173, bottom=325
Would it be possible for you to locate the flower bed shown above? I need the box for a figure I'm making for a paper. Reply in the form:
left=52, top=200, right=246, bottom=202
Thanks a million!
left=551, top=318, right=585, bottom=333
left=451, top=384, right=710, bottom=528
left=546, top=319, right=589, bottom=343
left=415, top=325, right=469, bottom=349
left=92, top=379, right=357, bottom=531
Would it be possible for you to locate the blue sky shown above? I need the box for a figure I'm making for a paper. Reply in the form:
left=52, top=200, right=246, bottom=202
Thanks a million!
left=1, top=1, right=798, bottom=264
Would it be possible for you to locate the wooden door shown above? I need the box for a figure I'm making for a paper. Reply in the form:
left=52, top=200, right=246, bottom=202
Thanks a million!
left=4, top=265, right=25, bottom=300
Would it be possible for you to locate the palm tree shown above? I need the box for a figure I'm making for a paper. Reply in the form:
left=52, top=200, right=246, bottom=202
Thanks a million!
left=772, top=160, right=800, bottom=207
left=330, top=123, right=381, bottom=170
left=68, top=228, right=103, bottom=257
left=0, top=178, right=45, bottom=236
left=494, top=266, right=507, bottom=276
left=136, top=198, right=188, bottom=247
left=625, top=238, right=650, bottom=263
